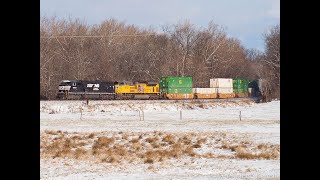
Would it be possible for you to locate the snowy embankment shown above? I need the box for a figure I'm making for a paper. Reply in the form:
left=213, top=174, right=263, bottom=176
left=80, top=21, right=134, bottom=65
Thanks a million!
left=40, top=99, right=279, bottom=121
left=40, top=100, right=280, bottom=142
left=40, top=100, right=280, bottom=180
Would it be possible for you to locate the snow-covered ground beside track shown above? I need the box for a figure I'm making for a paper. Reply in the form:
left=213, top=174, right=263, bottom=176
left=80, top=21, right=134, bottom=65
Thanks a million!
left=40, top=100, right=280, bottom=179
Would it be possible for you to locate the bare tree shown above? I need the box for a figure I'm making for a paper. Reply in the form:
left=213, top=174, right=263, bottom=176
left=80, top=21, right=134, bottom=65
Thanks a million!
left=40, top=17, right=271, bottom=99
left=165, top=20, right=200, bottom=76
left=263, top=24, right=280, bottom=100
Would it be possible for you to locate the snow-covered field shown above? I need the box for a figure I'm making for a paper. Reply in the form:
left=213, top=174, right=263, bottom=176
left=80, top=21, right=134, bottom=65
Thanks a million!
left=40, top=99, right=280, bottom=179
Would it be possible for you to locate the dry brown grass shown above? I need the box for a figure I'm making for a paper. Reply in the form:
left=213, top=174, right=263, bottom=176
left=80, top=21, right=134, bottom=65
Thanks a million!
left=45, top=141, right=61, bottom=154
left=87, top=133, right=95, bottom=139
left=130, top=138, right=140, bottom=144
left=53, top=148, right=71, bottom=158
left=257, top=143, right=269, bottom=149
left=92, top=137, right=115, bottom=149
left=101, top=156, right=119, bottom=163
left=102, top=148, right=113, bottom=157
left=235, top=147, right=279, bottom=160
left=77, top=142, right=87, bottom=146
left=122, top=134, right=129, bottom=140
left=144, top=158, right=154, bottom=164
left=64, top=139, right=75, bottom=149
left=220, top=142, right=245, bottom=152
left=53, top=134, right=65, bottom=141
left=71, top=136, right=82, bottom=140
left=183, top=146, right=195, bottom=157
left=162, top=134, right=176, bottom=144
left=216, top=155, right=228, bottom=159
left=132, top=143, right=142, bottom=151
left=180, top=135, right=192, bottom=145
left=203, top=152, right=214, bottom=158
left=192, top=144, right=201, bottom=148
left=113, top=145, right=128, bottom=156
left=235, top=148, right=257, bottom=159
left=168, top=143, right=183, bottom=158
left=45, top=130, right=58, bottom=135
left=143, top=150, right=157, bottom=159
left=41, top=131, right=280, bottom=164
left=138, top=141, right=197, bottom=163
left=101, top=157, right=108, bottom=163
left=146, top=136, right=159, bottom=143
left=197, top=137, right=207, bottom=144
left=240, top=140, right=251, bottom=145
left=151, top=142, right=160, bottom=149
left=74, top=148, right=87, bottom=159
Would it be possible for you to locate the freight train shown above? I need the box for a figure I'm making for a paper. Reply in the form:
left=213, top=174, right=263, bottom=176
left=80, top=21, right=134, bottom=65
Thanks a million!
left=56, top=76, right=262, bottom=100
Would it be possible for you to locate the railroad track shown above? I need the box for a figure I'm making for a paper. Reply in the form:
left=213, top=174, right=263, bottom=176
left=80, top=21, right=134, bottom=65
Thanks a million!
left=41, top=97, right=260, bottom=103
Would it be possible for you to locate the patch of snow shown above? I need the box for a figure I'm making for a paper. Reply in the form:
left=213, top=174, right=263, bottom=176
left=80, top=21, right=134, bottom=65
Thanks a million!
left=40, top=100, right=280, bottom=179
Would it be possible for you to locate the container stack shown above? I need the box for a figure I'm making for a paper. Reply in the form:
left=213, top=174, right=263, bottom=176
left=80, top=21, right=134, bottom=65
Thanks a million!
left=233, top=78, right=249, bottom=98
left=192, top=88, right=218, bottom=99
left=160, top=76, right=194, bottom=99
left=210, top=78, right=235, bottom=98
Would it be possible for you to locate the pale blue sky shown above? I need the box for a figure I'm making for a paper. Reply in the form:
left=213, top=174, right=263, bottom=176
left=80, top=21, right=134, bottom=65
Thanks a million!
left=40, top=0, right=280, bottom=52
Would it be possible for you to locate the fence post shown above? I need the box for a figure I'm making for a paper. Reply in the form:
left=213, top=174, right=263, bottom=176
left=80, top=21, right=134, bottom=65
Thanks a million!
left=142, top=110, right=144, bottom=121
left=139, top=110, right=142, bottom=121
left=239, top=111, right=241, bottom=121
left=180, top=110, right=182, bottom=120
left=80, top=107, right=83, bottom=120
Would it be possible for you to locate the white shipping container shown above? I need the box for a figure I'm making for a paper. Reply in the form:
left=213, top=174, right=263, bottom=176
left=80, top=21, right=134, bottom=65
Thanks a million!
left=208, top=88, right=217, bottom=94
left=217, top=87, right=233, bottom=94
left=210, top=78, right=233, bottom=88
left=193, top=88, right=218, bottom=94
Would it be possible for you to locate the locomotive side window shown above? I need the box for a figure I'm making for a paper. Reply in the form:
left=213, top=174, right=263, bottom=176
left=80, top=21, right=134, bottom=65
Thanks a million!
left=60, top=82, right=71, bottom=86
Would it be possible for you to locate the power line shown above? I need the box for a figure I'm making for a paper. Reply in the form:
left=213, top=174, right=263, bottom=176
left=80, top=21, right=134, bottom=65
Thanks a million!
left=40, top=34, right=158, bottom=39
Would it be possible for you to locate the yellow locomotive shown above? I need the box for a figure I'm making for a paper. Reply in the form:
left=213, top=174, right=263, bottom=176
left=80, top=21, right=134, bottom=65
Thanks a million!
left=114, top=81, right=160, bottom=99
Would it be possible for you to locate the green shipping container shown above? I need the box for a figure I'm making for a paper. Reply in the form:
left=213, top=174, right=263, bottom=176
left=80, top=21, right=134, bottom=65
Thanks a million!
left=233, top=78, right=248, bottom=93
left=234, top=88, right=247, bottom=93
left=160, top=76, right=193, bottom=89
left=162, top=87, right=193, bottom=94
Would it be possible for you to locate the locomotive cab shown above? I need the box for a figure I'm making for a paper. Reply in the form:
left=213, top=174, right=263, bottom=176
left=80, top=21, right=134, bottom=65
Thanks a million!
left=58, top=80, right=81, bottom=92
left=57, top=80, right=81, bottom=99
left=58, top=80, right=72, bottom=92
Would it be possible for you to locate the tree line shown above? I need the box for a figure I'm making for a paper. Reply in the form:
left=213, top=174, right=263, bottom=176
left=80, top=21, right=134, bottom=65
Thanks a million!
left=40, top=17, right=279, bottom=101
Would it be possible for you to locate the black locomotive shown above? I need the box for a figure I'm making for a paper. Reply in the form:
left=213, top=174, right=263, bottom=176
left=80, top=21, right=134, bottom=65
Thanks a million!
left=57, top=80, right=115, bottom=100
